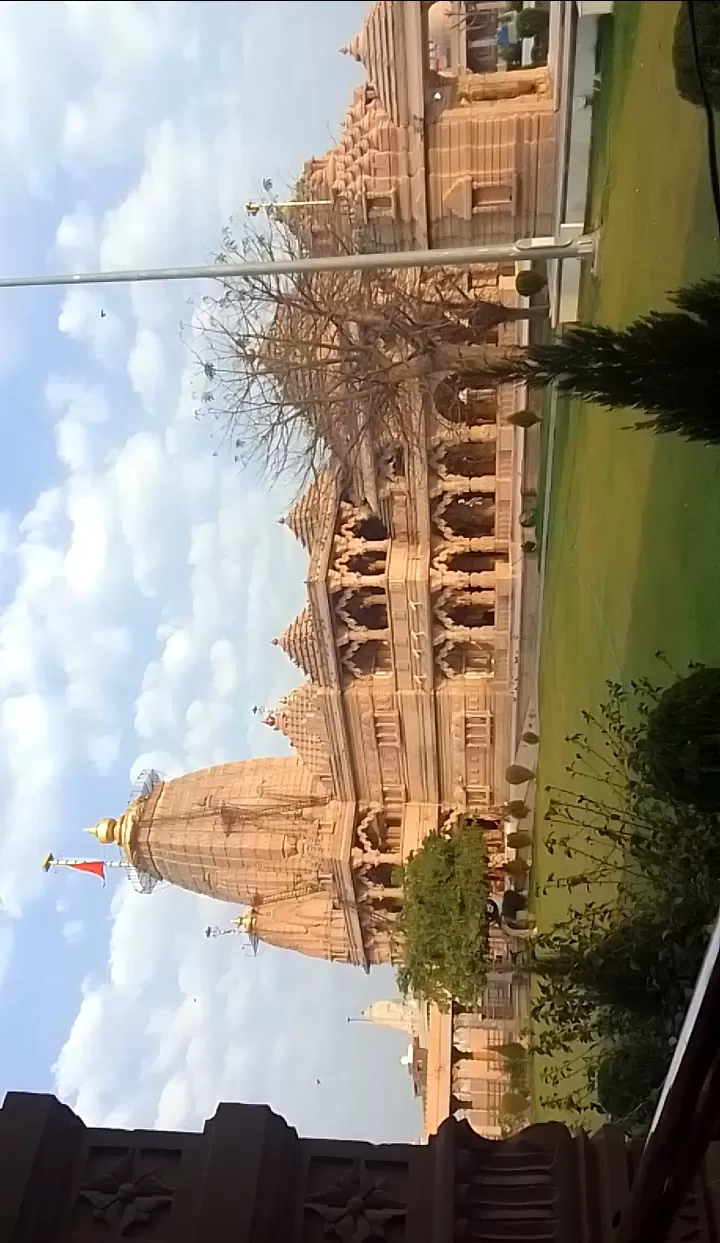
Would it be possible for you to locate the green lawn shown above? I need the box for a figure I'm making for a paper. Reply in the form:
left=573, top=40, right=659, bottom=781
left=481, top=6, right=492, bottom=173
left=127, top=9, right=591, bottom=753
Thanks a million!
left=532, top=0, right=720, bottom=1119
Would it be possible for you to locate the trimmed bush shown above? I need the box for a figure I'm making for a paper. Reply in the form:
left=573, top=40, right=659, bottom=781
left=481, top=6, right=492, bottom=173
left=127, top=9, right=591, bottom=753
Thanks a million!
left=506, top=830, right=532, bottom=849
left=673, top=2, right=720, bottom=108
left=522, top=730, right=540, bottom=745
left=506, top=764, right=534, bottom=784
left=515, top=8, right=550, bottom=39
left=506, top=799, right=531, bottom=818
left=640, top=667, right=720, bottom=811
left=515, top=269, right=548, bottom=297
left=507, top=408, right=541, bottom=428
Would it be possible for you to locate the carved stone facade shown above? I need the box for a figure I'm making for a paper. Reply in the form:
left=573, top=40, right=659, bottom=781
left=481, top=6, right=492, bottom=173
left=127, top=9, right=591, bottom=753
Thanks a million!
left=2, top=1090, right=714, bottom=1243
left=289, top=1, right=557, bottom=255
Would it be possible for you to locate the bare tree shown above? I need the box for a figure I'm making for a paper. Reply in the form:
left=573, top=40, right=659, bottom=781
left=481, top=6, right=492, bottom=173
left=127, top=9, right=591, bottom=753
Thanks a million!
left=190, top=220, right=533, bottom=496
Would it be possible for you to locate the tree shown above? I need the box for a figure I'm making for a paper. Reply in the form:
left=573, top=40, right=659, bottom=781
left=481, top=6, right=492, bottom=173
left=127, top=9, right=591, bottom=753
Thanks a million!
left=515, top=8, right=549, bottom=39
left=594, top=1038, right=669, bottom=1134
left=530, top=668, right=720, bottom=1127
left=639, top=666, right=720, bottom=811
left=191, top=221, right=532, bottom=495
left=395, top=821, right=490, bottom=1010
left=490, top=277, right=720, bottom=445
left=673, top=2, right=720, bottom=107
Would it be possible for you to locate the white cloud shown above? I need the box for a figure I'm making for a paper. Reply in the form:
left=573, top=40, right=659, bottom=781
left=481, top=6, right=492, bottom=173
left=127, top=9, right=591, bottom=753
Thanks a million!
left=55, top=418, right=93, bottom=472
left=0, top=925, right=13, bottom=990
left=87, top=733, right=120, bottom=775
left=111, top=432, right=177, bottom=594
left=45, top=376, right=110, bottom=426
left=58, top=289, right=124, bottom=368
left=210, top=639, right=237, bottom=698
left=127, top=329, right=167, bottom=413
left=0, top=0, right=419, bottom=1147
left=55, top=203, right=96, bottom=269
left=62, top=918, right=85, bottom=945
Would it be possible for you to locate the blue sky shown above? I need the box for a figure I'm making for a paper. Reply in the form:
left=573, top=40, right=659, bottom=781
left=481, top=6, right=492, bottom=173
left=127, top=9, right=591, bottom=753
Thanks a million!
left=0, top=0, right=421, bottom=1144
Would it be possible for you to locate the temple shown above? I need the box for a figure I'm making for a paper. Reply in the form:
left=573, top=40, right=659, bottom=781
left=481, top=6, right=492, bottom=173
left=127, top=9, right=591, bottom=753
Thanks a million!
left=74, top=0, right=560, bottom=1139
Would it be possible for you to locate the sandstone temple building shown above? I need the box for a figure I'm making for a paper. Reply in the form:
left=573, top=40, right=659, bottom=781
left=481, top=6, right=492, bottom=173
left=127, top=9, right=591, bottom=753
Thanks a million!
left=64, top=0, right=558, bottom=1141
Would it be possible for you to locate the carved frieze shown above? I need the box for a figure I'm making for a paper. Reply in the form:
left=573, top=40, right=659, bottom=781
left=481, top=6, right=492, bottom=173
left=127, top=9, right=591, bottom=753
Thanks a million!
left=304, top=1160, right=406, bottom=1243
left=72, top=1149, right=176, bottom=1239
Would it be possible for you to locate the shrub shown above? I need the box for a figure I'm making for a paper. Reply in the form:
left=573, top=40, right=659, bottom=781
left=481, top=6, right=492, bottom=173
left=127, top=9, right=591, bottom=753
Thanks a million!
left=498, top=43, right=521, bottom=66
left=595, top=1038, right=669, bottom=1132
left=515, top=269, right=548, bottom=297
left=503, top=858, right=529, bottom=878
left=506, top=799, right=531, bottom=818
left=522, top=730, right=540, bottom=745
left=502, top=890, right=528, bottom=920
left=507, top=408, right=541, bottom=428
left=515, top=8, right=550, bottom=39
left=506, top=830, right=532, bottom=849
left=639, top=667, right=720, bottom=811
left=499, top=1040, right=527, bottom=1064
left=673, top=2, right=720, bottom=108
left=501, top=1091, right=530, bottom=1118
left=506, top=764, right=534, bottom=784
left=395, top=820, right=490, bottom=1009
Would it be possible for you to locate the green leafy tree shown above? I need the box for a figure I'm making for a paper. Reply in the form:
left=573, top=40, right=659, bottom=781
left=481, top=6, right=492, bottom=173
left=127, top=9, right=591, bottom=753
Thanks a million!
left=491, top=277, right=720, bottom=445
left=531, top=667, right=720, bottom=1128
left=395, top=821, right=490, bottom=1010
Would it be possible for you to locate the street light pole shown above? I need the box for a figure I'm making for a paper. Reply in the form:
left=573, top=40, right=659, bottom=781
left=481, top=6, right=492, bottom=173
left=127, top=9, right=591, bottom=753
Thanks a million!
left=0, top=236, right=595, bottom=291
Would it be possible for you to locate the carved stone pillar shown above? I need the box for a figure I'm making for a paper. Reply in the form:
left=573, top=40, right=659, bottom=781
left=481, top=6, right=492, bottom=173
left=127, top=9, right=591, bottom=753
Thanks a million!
left=431, top=475, right=496, bottom=497
left=334, top=537, right=390, bottom=555
left=329, top=571, right=386, bottom=589
left=436, top=536, right=502, bottom=553
left=340, top=628, right=390, bottom=643
left=451, top=590, right=496, bottom=607
left=352, top=846, right=401, bottom=868
left=432, top=424, right=498, bottom=446
left=434, top=623, right=495, bottom=646
left=432, top=569, right=497, bottom=590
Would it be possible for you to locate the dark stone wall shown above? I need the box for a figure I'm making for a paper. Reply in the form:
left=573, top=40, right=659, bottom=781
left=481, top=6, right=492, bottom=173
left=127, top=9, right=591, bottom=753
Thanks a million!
left=0, top=1089, right=713, bottom=1243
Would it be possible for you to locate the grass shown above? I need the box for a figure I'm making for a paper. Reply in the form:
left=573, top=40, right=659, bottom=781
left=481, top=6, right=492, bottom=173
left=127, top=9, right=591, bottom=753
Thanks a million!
left=532, top=0, right=720, bottom=1120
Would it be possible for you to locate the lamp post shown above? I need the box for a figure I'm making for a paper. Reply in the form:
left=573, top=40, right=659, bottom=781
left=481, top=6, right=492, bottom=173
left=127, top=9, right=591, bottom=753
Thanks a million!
left=0, top=235, right=595, bottom=292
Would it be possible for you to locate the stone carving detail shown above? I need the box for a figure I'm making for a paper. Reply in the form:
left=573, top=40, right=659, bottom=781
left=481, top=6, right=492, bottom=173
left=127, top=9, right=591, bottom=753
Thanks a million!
left=305, top=1161, right=406, bottom=1242
left=453, top=1119, right=572, bottom=1243
left=77, top=1150, right=175, bottom=1237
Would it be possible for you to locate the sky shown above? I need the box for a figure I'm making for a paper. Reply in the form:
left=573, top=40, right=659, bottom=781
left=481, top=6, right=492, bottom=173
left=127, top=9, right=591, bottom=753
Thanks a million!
left=0, top=0, right=422, bottom=1144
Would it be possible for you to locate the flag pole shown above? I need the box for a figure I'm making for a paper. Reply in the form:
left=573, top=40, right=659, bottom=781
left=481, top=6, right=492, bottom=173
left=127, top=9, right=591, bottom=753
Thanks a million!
left=41, top=853, right=118, bottom=880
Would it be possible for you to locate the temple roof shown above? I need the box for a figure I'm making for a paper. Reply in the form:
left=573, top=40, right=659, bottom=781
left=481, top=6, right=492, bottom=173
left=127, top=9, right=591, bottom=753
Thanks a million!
left=276, top=606, right=322, bottom=683
left=270, top=683, right=332, bottom=782
left=296, top=86, right=393, bottom=210
left=282, top=470, right=335, bottom=552
left=340, top=2, right=407, bottom=127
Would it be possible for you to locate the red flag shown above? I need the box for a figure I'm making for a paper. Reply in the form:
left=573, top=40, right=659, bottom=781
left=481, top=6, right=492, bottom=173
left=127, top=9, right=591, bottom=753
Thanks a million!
left=70, top=861, right=106, bottom=882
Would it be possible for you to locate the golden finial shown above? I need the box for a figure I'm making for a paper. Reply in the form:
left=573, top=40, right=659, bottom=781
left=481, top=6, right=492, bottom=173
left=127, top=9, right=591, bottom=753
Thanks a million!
left=84, top=817, right=118, bottom=845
